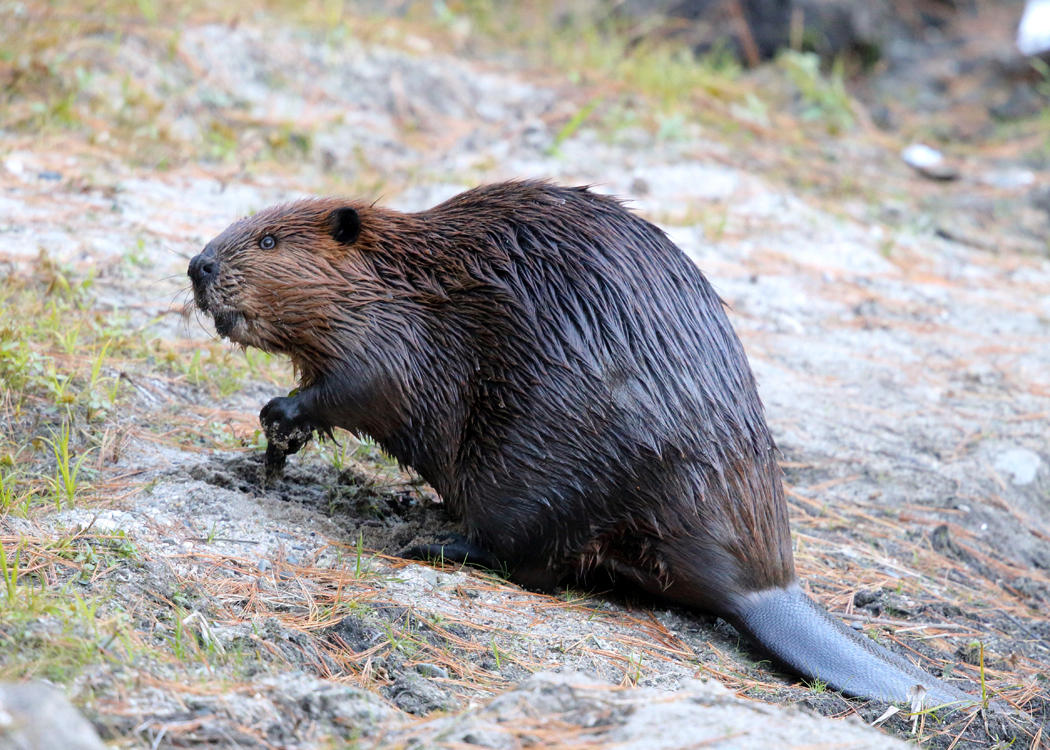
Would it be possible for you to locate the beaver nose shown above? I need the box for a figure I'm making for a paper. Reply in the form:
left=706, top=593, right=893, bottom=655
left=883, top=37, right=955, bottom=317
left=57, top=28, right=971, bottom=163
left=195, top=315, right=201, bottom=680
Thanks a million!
left=188, top=247, right=218, bottom=288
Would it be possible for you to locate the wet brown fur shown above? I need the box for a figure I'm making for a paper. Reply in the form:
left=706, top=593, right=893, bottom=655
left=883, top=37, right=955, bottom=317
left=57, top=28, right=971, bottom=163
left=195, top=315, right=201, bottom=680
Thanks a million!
left=193, top=181, right=794, bottom=613
left=189, top=181, right=979, bottom=705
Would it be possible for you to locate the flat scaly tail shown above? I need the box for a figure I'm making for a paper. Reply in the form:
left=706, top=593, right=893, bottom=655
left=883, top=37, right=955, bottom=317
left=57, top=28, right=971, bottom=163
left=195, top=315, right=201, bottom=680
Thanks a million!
left=729, top=583, right=976, bottom=709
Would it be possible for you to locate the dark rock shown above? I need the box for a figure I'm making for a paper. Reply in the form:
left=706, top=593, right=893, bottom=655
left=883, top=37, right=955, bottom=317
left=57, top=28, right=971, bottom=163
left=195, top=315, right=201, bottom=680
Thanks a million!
left=384, top=672, right=450, bottom=715
left=324, top=614, right=384, bottom=654
left=852, top=589, right=882, bottom=609
left=930, top=524, right=966, bottom=558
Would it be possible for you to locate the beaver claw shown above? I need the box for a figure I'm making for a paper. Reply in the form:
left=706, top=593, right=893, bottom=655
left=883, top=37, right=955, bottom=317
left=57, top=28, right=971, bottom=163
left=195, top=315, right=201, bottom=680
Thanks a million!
left=260, top=395, right=315, bottom=480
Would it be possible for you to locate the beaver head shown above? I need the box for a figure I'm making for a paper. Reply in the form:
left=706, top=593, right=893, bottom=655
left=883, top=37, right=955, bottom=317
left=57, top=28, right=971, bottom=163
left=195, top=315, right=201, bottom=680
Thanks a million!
left=188, top=199, right=373, bottom=379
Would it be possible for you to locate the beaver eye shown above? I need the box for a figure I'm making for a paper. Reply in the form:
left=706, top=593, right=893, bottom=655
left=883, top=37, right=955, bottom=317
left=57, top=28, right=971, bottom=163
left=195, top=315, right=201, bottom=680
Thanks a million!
left=259, top=234, right=276, bottom=250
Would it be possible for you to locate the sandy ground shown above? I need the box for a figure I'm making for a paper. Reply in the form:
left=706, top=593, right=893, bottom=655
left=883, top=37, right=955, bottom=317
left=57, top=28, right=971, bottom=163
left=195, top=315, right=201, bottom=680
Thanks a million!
left=1, top=11, right=1048, bottom=750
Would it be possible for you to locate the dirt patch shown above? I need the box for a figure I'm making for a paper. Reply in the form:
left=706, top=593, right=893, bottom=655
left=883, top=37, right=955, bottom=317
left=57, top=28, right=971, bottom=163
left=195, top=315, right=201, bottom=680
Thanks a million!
left=186, top=452, right=448, bottom=558
left=132, top=443, right=1048, bottom=747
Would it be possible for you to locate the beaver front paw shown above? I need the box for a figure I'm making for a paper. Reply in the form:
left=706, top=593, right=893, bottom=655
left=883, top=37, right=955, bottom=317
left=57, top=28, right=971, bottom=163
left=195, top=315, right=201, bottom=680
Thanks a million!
left=260, top=396, right=315, bottom=480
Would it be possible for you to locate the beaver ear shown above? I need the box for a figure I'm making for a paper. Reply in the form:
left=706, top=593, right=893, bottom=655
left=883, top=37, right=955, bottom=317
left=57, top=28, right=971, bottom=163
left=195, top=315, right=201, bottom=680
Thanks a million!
left=329, top=207, right=361, bottom=245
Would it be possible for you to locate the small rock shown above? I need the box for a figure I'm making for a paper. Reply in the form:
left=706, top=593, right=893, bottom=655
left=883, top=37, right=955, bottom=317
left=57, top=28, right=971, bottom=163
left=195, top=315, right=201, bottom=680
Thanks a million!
left=901, top=143, right=959, bottom=181
left=415, top=663, right=450, bottom=679
left=0, top=682, right=105, bottom=750
left=852, top=589, right=881, bottom=608
left=930, top=524, right=967, bottom=559
left=993, top=447, right=1042, bottom=485
left=385, top=672, right=450, bottom=715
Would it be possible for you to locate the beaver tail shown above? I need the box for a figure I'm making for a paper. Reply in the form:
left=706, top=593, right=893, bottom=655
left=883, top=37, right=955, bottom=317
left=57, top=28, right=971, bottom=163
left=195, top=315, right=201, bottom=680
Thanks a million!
left=729, top=584, right=974, bottom=708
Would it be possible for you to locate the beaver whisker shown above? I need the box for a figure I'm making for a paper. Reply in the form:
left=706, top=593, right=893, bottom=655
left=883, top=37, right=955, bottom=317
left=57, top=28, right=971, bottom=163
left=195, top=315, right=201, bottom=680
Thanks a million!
left=157, top=238, right=193, bottom=259
left=165, top=285, right=194, bottom=318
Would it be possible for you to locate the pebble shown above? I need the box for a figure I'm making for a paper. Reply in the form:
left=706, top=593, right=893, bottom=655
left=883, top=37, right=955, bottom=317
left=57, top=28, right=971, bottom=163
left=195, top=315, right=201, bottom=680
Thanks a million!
left=993, top=447, right=1042, bottom=486
left=415, top=663, right=450, bottom=679
left=901, top=143, right=959, bottom=181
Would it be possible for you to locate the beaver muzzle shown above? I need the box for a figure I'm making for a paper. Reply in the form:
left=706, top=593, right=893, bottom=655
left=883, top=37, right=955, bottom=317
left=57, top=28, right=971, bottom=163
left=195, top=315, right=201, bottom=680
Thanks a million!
left=188, top=244, right=218, bottom=307
left=188, top=245, right=244, bottom=341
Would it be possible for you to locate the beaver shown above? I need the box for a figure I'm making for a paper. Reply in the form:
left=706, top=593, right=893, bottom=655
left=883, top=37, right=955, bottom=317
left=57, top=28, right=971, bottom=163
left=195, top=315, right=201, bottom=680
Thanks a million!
left=189, top=180, right=972, bottom=707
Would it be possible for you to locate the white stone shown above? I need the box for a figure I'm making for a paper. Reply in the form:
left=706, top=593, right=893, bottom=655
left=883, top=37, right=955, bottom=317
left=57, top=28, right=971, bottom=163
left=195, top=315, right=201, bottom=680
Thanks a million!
left=994, top=447, right=1042, bottom=485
